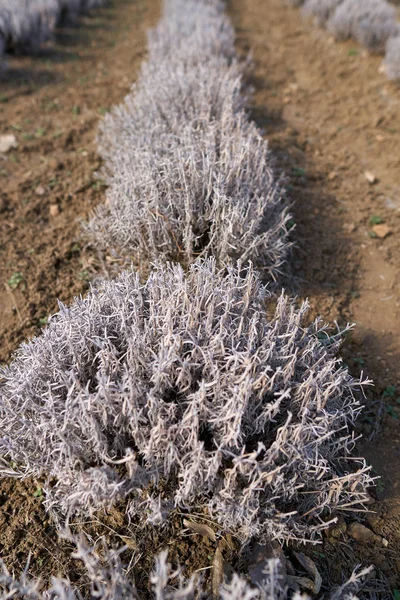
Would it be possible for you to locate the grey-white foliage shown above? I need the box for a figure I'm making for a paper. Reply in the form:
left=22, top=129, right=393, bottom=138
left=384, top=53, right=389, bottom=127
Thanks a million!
left=87, top=0, right=291, bottom=278
left=0, top=259, right=372, bottom=542
left=0, top=538, right=375, bottom=600
left=327, top=0, right=397, bottom=53
left=0, top=545, right=295, bottom=600
left=383, top=35, right=400, bottom=79
left=302, top=0, right=344, bottom=27
left=0, top=0, right=106, bottom=58
left=90, top=114, right=289, bottom=276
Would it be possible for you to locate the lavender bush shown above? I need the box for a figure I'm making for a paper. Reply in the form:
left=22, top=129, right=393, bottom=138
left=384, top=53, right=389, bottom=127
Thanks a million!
left=0, top=0, right=106, bottom=57
left=383, top=35, right=400, bottom=79
left=87, top=0, right=291, bottom=277
left=89, top=115, right=290, bottom=277
left=327, top=0, right=397, bottom=53
left=0, top=260, right=372, bottom=542
left=302, top=0, right=344, bottom=27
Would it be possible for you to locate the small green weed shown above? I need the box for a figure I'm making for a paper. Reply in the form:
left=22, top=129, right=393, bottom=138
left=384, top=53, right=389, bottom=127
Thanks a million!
left=292, top=166, right=306, bottom=177
left=369, top=215, right=383, bottom=225
left=33, top=486, right=43, bottom=498
left=8, top=272, right=24, bottom=289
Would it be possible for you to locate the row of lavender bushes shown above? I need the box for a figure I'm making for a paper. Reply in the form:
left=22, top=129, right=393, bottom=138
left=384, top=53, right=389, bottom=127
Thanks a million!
left=285, top=0, right=400, bottom=80
left=0, top=0, right=375, bottom=598
left=0, top=0, right=106, bottom=63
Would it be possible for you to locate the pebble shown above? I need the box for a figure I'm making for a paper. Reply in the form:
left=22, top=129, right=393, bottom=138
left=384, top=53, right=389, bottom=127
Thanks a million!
left=49, top=204, right=59, bottom=217
left=0, top=134, right=17, bottom=153
left=348, top=522, right=376, bottom=543
left=365, top=171, right=377, bottom=184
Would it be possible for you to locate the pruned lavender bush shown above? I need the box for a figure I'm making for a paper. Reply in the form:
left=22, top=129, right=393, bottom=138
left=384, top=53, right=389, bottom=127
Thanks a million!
left=150, top=0, right=236, bottom=63
left=383, top=35, right=400, bottom=79
left=0, top=259, right=372, bottom=542
left=327, top=0, right=397, bottom=53
left=302, top=0, right=344, bottom=27
left=0, top=0, right=59, bottom=53
left=98, top=55, right=245, bottom=170
left=0, top=0, right=106, bottom=55
left=87, top=0, right=290, bottom=276
left=89, top=113, right=290, bottom=277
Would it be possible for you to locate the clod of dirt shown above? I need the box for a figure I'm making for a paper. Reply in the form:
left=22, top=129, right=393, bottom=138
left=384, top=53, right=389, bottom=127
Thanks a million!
left=324, top=515, right=347, bottom=539
left=0, top=134, right=17, bottom=153
left=372, top=224, right=391, bottom=238
left=49, top=204, right=60, bottom=217
left=348, top=522, right=377, bottom=543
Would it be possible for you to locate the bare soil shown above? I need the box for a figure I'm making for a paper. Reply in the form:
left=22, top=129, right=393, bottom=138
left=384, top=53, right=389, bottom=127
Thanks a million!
left=228, top=0, right=400, bottom=590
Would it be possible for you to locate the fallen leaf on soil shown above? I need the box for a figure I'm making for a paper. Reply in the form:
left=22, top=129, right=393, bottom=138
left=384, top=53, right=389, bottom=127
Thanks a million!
left=348, top=522, right=376, bottom=543
left=49, top=204, right=60, bottom=217
left=364, top=171, right=377, bottom=184
left=183, top=518, right=216, bottom=542
left=293, top=552, right=322, bottom=594
left=372, top=224, right=391, bottom=239
left=212, top=545, right=224, bottom=599
left=0, top=134, right=17, bottom=153
left=287, top=576, right=318, bottom=593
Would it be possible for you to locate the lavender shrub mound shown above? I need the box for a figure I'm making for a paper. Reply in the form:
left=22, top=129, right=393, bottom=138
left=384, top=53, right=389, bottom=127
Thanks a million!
left=86, top=0, right=291, bottom=278
left=302, top=0, right=344, bottom=27
left=0, top=0, right=106, bottom=58
left=327, top=0, right=397, bottom=53
left=89, top=115, right=289, bottom=276
left=0, top=260, right=372, bottom=542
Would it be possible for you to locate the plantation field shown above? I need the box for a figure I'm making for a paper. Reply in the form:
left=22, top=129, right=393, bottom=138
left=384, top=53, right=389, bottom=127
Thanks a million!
left=0, top=0, right=400, bottom=597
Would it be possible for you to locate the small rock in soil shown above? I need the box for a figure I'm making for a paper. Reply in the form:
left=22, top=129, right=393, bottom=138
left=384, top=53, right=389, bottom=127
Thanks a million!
left=372, top=224, right=391, bottom=239
left=49, top=204, right=60, bottom=217
left=348, top=522, right=376, bottom=543
left=0, top=134, right=17, bottom=153
left=365, top=171, right=377, bottom=184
